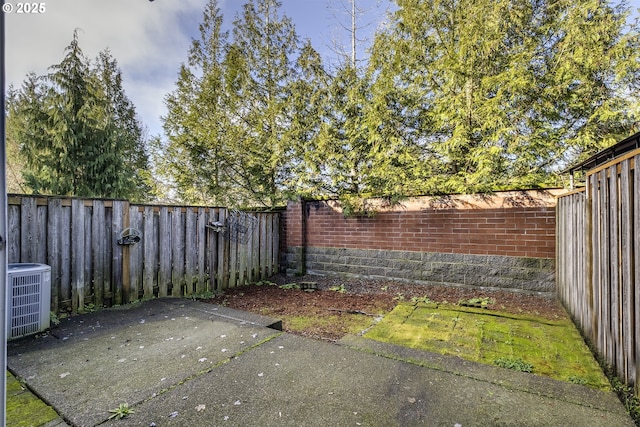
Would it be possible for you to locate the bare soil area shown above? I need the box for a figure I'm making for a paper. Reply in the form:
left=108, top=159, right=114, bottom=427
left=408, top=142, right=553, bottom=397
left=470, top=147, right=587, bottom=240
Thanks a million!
left=203, top=274, right=568, bottom=342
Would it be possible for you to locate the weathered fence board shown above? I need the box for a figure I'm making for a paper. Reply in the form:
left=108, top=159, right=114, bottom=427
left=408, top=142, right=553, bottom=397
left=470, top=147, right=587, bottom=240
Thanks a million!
left=557, top=148, right=639, bottom=393
left=8, top=195, right=280, bottom=314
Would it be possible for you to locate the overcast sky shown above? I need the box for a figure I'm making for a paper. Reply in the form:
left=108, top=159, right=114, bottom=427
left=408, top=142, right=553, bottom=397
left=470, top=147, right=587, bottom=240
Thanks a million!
left=5, top=0, right=390, bottom=138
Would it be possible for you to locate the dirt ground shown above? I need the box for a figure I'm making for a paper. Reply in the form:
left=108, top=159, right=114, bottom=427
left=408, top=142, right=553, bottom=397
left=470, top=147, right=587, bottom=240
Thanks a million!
left=204, top=274, right=568, bottom=342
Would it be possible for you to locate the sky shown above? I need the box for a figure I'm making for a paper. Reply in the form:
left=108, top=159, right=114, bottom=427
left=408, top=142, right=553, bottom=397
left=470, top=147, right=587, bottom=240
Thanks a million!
left=4, top=0, right=391, bottom=138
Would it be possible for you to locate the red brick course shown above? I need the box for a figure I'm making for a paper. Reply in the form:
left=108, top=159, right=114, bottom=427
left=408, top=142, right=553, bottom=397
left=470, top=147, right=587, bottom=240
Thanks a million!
left=283, top=191, right=560, bottom=259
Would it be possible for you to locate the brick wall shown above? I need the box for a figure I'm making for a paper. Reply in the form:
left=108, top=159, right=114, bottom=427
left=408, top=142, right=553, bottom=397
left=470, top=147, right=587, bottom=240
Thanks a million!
left=282, top=190, right=563, bottom=293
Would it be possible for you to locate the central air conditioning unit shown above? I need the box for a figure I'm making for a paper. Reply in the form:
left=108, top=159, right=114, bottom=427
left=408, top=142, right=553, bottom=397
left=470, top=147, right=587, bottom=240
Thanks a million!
left=7, top=263, right=52, bottom=340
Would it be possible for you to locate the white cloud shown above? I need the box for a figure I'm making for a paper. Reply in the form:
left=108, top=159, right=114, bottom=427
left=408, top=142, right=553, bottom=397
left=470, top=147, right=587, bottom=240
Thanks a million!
left=5, top=0, right=207, bottom=135
left=4, top=0, right=387, bottom=137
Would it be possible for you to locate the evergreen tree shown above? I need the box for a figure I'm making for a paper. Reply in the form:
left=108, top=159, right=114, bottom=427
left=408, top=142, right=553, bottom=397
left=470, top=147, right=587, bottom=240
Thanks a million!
left=5, top=86, right=32, bottom=193
left=7, top=30, right=152, bottom=200
left=224, top=0, right=309, bottom=207
left=162, top=0, right=325, bottom=207
left=162, top=0, right=232, bottom=205
left=368, top=0, right=640, bottom=193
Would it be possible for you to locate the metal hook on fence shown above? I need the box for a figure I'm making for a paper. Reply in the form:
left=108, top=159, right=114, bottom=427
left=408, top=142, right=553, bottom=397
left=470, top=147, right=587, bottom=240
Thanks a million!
left=117, top=228, right=142, bottom=245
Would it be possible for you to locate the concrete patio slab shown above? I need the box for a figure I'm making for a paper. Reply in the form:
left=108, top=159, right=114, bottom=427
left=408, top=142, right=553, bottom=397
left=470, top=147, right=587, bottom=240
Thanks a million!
left=7, top=298, right=634, bottom=427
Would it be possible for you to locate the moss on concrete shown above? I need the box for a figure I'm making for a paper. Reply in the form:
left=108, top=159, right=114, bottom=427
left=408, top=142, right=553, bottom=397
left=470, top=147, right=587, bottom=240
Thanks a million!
left=6, top=371, right=60, bottom=427
left=365, top=303, right=611, bottom=391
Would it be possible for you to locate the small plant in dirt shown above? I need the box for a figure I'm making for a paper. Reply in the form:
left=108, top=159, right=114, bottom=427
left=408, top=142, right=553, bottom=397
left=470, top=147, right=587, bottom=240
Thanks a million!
left=109, top=403, right=134, bottom=420
left=494, top=358, right=534, bottom=373
left=190, top=290, right=215, bottom=300
left=82, top=303, right=98, bottom=313
left=609, top=373, right=640, bottom=422
left=50, top=312, right=61, bottom=326
left=393, top=293, right=405, bottom=301
left=255, top=280, right=276, bottom=286
left=567, top=375, right=588, bottom=385
left=329, top=284, right=347, bottom=293
left=279, top=283, right=301, bottom=290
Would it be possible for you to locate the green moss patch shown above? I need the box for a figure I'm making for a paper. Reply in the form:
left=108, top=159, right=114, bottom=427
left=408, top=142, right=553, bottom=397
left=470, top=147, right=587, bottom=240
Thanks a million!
left=6, top=371, right=60, bottom=427
left=364, top=303, right=610, bottom=391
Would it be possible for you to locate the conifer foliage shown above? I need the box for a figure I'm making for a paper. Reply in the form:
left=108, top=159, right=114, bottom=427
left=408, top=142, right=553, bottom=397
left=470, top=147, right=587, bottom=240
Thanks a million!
left=161, top=0, right=639, bottom=208
left=6, top=30, right=152, bottom=200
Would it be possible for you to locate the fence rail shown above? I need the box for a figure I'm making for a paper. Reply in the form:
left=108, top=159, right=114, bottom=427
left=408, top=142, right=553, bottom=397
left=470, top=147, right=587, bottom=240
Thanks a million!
left=557, top=149, right=639, bottom=392
left=8, top=195, right=280, bottom=313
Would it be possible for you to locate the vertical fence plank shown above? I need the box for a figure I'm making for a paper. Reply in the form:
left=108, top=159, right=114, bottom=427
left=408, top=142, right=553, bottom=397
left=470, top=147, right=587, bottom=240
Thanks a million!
left=217, top=209, right=227, bottom=290
left=143, top=206, right=156, bottom=299
left=128, top=206, right=143, bottom=303
left=158, top=207, right=171, bottom=297
left=207, top=208, right=218, bottom=292
left=251, top=214, right=260, bottom=282
left=590, top=173, right=600, bottom=347
left=608, top=165, right=620, bottom=374
left=171, top=207, right=185, bottom=296
left=272, top=214, right=279, bottom=275
left=599, top=169, right=610, bottom=361
left=20, top=197, right=37, bottom=262
left=71, top=199, right=86, bottom=313
left=635, top=155, right=640, bottom=395
left=196, top=207, right=207, bottom=293
left=229, top=236, right=238, bottom=289
left=7, top=203, right=19, bottom=263
left=111, top=201, right=125, bottom=306
left=238, top=223, right=248, bottom=287
left=260, top=215, right=268, bottom=279
left=84, top=203, right=93, bottom=308
left=47, top=199, right=62, bottom=313
left=184, top=207, right=197, bottom=296
left=92, top=200, right=106, bottom=308
left=265, top=214, right=273, bottom=276
left=60, top=203, right=72, bottom=311
left=620, top=160, right=633, bottom=384
left=36, top=202, right=47, bottom=263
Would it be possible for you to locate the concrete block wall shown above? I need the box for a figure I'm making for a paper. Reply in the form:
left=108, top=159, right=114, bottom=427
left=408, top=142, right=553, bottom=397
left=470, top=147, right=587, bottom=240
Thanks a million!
left=282, top=190, right=562, bottom=293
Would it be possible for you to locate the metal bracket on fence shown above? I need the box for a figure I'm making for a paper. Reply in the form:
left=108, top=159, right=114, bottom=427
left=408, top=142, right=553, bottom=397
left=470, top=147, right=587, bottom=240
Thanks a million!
left=117, top=228, right=142, bottom=245
left=206, top=221, right=226, bottom=233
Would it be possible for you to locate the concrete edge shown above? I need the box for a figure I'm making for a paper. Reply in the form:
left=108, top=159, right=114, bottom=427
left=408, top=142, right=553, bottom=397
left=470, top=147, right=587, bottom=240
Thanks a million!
left=338, top=335, right=625, bottom=415
left=160, top=298, right=283, bottom=331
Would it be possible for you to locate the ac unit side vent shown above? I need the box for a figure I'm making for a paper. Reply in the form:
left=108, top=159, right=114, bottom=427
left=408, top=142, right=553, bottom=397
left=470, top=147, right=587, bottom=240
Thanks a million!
left=7, top=263, right=52, bottom=340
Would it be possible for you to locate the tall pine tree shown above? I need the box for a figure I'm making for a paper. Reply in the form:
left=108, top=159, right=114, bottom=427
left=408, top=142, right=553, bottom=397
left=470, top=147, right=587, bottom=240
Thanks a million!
left=162, top=0, right=233, bottom=205
left=368, top=0, right=640, bottom=193
left=7, top=30, right=151, bottom=200
left=162, top=0, right=325, bottom=207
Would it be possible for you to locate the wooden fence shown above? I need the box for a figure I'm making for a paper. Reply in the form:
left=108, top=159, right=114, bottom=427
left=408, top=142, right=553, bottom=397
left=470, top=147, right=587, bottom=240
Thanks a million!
left=557, top=148, right=640, bottom=392
left=7, top=195, right=280, bottom=314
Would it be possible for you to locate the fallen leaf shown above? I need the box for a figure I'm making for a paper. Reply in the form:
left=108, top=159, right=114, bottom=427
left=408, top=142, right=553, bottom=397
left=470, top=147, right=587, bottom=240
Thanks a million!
left=407, top=397, right=416, bottom=404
